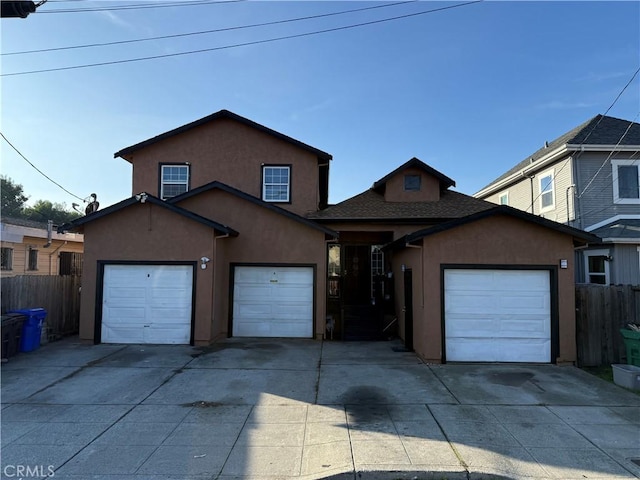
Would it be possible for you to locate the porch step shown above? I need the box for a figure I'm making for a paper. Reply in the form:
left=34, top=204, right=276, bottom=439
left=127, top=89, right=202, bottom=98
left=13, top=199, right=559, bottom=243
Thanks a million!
left=342, top=305, right=384, bottom=341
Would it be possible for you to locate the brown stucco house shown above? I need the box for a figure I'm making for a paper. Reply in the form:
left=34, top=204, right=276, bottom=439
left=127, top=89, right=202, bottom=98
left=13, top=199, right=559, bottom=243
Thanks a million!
left=64, top=110, right=599, bottom=364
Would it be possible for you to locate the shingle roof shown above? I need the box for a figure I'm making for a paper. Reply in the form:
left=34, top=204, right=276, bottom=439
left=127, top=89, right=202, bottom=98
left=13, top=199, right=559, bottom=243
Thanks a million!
left=114, top=109, right=332, bottom=161
left=1, top=216, right=49, bottom=230
left=372, top=157, right=455, bottom=191
left=590, top=218, right=640, bottom=240
left=307, top=188, right=494, bottom=221
left=480, top=115, right=640, bottom=191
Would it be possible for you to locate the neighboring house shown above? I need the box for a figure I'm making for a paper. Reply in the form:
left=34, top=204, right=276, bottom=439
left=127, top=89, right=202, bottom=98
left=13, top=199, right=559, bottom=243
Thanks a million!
left=0, top=217, right=84, bottom=277
left=475, top=115, right=640, bottom=285
left=63, top=110, right=598, bottom=365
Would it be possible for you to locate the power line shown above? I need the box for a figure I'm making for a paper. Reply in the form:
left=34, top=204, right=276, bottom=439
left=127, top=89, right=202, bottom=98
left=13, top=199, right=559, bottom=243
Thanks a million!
left=0, top=132, right=85, bottom=201
left=1, top=1, right=483, bottom=77
left=3, top=1, right=417, bottom=56
left=578, top=111, right=640, bottom=198
left=525, top=65, right=640, bottom=213
left=38, top=0, right=243, bottom=14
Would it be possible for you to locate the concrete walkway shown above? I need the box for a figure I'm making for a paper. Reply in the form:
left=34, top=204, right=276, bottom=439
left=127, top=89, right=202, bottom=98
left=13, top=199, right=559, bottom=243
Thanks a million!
left=1, top=337, right=639, bottom=479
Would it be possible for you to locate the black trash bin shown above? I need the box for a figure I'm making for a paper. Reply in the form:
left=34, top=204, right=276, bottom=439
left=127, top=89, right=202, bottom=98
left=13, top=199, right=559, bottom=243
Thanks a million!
left=1, top=313, right=25, bottom=360
left=9, top=308, right=47, bottom=353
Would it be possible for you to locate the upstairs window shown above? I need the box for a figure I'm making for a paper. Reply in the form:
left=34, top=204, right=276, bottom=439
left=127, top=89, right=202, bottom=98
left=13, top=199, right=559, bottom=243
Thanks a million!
left=160, top=165, right=189, bottom=200
left=1, top=247, right=13, bottom=270
left=262, top=165, right=290, bottom=202
left=28, top=247, right=38, bottom=271
left=613, top=160, right=640, bottom=204
left=499, top=192, right=509, bottom=205
left=539, top=170, right=555, bottom=211
left=404, top=175, right=421, bottom=191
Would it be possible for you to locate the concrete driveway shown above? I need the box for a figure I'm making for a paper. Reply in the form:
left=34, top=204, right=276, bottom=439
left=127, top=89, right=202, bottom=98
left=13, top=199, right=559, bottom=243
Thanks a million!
left=1, top=337, right=639, bottom=480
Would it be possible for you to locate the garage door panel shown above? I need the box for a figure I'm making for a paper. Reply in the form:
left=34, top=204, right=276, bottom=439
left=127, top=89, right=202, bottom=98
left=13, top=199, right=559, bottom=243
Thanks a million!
left=102, top=265, right=193, bottom=344
left=445, top=269, right=551, bottom=363
left=233, top=266, right=313, bottom=338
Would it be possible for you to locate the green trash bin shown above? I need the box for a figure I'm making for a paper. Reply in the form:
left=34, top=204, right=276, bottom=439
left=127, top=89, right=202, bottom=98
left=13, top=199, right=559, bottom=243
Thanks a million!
left=620, top=328, right=640, bottom=367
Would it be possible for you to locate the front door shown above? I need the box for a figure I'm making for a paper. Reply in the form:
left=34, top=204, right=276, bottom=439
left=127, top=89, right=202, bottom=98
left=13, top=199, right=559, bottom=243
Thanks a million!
left=343, top=245, right=371, bottom=305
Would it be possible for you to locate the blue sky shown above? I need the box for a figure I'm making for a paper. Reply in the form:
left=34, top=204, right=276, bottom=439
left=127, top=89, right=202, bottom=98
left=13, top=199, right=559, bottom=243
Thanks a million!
left=1, top=1, right=639, bottom=211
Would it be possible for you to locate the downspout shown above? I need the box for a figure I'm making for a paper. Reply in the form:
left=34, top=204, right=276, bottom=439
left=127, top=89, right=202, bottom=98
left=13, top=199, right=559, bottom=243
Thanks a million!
left=522, top=172, right=536, bottom=214
left=565, top=185, right=576, bottom=225
left=48, top=241, right=67, bottom=275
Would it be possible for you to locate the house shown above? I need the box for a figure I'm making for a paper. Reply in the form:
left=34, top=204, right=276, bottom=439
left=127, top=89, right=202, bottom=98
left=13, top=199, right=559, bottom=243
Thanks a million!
left=1, top=216, right=84, bottom=277
left=475, top=115, right=640, bottom=285
left=64, top=110, right=598, bottom=364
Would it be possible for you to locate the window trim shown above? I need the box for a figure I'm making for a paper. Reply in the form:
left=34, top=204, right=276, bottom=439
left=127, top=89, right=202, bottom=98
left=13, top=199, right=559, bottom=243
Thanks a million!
left=261, top=164, right=292, bottom=204
left=499, top=192, right=509, bottom=206
left=1, top=247, right=13, bottom=271
left=584, top=249, right=610, bottom=285
left=538, top=168, right=555, bottom=212
left=612, top=159, right=640, bottom=204
left=159, top=163, right=190, bottom=201
left=403, top=174, right=421, bottom=192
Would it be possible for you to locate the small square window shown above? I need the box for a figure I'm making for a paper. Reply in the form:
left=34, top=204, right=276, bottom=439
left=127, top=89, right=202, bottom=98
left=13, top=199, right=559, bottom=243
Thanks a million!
left=160, top=165, right=189, bottom=200
left=499, top=193, right=509, bottom=205
left=404, top=175, right=421, bottom=191
left=1, top=247, right=13, bottom=270
left=612, top=160, right=640, bottom=204
left=584, top=250, right=609, bottom=285
left=262, top=166, right=290, bottom=202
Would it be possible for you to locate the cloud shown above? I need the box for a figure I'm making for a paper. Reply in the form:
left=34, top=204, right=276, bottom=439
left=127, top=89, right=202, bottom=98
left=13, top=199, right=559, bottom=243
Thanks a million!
left=97, top=10, right=135, bottom=30
left=576, top=71, right=630, bottom=83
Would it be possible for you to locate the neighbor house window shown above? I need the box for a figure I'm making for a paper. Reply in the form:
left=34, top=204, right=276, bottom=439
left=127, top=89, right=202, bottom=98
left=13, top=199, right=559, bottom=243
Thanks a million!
left=612, top=160, right=640, bottom=204
left=1, top=247, right=13, bottom=270
left=584, top=249, right=610, bottom=285
left=262, top=166, right=290, bottom=202
left=28, top=247, right=38, bottom=271
left=160, top=164, right=189, bottom=200
left=499, top=192, right=509, bottom=205
left=539, top=170, right=555, bottom=211
left=404, top=175, right=421, bottom=191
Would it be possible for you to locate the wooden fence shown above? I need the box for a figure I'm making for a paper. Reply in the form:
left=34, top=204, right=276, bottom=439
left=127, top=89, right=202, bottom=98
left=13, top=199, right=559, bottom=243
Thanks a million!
left=576, top=284, right=640, bottom=367
left=1, top=275, right=81, bottom=339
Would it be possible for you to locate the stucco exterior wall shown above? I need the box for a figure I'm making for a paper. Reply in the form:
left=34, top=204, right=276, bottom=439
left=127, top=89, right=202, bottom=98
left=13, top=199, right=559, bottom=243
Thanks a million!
left=396, top=215, right=577, bottom=364
left=78, top=203, right=219, bottom=344
left=384, top=167, right=441, bottom=202
left=126, top=118, right=321, bottom=216
left=175, top=189, right=329, bottom=338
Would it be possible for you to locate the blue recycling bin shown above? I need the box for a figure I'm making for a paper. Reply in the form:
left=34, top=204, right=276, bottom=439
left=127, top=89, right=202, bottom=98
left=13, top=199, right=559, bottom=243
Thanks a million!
left=9, top=308, right=47, bottom=352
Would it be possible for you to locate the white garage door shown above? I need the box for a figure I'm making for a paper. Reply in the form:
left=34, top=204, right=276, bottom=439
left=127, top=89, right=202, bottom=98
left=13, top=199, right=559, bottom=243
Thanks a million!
left=233, top=266, right=313, bottom=338
left=444, top=269, right=551, bottom=363
left=102, top=265, right=193, bottom=344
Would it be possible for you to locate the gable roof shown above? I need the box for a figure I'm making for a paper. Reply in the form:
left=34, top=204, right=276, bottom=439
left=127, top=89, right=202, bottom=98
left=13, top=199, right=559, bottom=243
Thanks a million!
left=1, top=216, right=50, bottom=230
left=59, top=194, right=238, bottom=236
left=372, top=157, right=455, bottom=192
left=168, top=180, right=338, bottom=237
left=114, top=109, right=333, bottom=162
left=477, top=115, right=640, bottom=194
left=385, top=205, right=600, bottom=251
left=308, top=188, right=493, bottom=222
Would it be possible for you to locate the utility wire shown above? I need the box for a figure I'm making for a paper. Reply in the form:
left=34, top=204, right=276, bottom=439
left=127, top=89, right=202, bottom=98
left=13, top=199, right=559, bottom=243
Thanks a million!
left=2, top=1, right=483, bottom=77
left=524, top=65, right=640, bottom=213
left=4, top=1, right=416, bottom=56
left=577, top=111, right=640, bottom=198
left=0, top=132, right=85, bottom=202
left=38, top=0, right=242, bottom=14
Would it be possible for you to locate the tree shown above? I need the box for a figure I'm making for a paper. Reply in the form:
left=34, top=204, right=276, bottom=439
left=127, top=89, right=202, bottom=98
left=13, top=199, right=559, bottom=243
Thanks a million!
left=23, top=200, right=81, bottom=225
left=1, top=175, right=28, bottom=217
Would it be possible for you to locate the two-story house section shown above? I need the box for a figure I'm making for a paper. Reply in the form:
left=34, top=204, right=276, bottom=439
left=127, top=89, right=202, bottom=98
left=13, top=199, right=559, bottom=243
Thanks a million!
left=64, top=110, right=597, bottom=366
left=475, top=115, right=640, bottom=285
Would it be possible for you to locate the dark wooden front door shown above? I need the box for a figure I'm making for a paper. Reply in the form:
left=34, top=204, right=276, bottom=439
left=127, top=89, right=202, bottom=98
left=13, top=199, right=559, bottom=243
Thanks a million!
left=343, top=245, right=371, bottom=306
